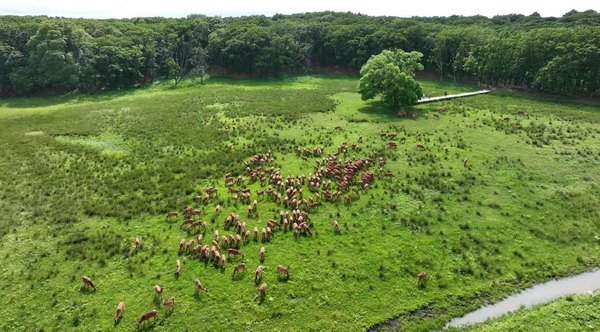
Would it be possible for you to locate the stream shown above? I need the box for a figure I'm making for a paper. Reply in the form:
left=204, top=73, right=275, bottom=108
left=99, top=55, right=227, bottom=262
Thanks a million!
left=445, top=269, right=600, bottom=328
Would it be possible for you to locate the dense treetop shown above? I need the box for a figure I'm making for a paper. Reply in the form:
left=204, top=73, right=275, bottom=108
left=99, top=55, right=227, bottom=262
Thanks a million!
left=0, top=10, right=599, bottom=96
left=359, top=49, right=424, bottom=107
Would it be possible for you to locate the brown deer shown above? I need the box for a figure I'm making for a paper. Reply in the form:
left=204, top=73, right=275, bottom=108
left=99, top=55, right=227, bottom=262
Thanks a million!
left=137, top=309, right=157, bottom=327
left=333, top=220, right=340, bottom=234
left=175, top=260, right=181, bottom=275
left=259, top=282, right=268, bottom=297
left=266, top=227, right=272, bottom=241
left=417, top=271, right=427, bottom=285
left=276, top=265, right=290, bottom=279
left=179, top=239, right=186, bottom=252
left=255, top=265, right=263, bottom=284
left=154, top=285, right=163, bottom=297
left=163, top=296, right=176, bottom=310
left=82, top=276, right=96, bottom=291
left=194, top=279, right=208, bottom=292
left=260, top=246, right=266, bottom=263
left=166, top=211, right=178, bottom=220
left=232, top=263, right=246, bottom=277
left=114, top=301, right=124, bottom=322
left=227, top=248, right=243, bottom=258
left=134, top=237, right=141, bottom=250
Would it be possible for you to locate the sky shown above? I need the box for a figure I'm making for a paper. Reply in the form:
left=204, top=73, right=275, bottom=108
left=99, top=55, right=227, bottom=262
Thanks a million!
left=0, top=0, right=598, bottom=19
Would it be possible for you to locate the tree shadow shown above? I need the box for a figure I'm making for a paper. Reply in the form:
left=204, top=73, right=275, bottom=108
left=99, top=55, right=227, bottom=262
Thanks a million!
left=136, top=318, right=163, bottom=332
left=79, top=286, right=96, bottom=294
left=277, top=275, right=291, bottom=283
left=356, top=100, right=421, bottom=121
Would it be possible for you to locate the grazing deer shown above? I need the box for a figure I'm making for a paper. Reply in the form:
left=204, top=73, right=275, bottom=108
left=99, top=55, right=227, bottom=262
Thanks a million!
left=215, top=204, right=222, bottom=214
left=227, top=248, right=242, bottom=258
left=175, top=260, right=181, bottom=275
left=261, top=228, right=267, bottom=242
left=260, top=246, right=266, bottom=263
left=266, top=227, right=272, bottom=242
left=232, top=263, right=247, bottom=277
left=276, top=265, right=290, bottom=279
left=333, top=220, right=340, bottom=234
left=186, top=240, right=194, bottom=253
left=255, top=265, right=263, bottom=284
left=194, top=279, right=208, bottom=292
left=82, top=276, right=96, bottom=291
left=166, top=211, right=178, bottom=220
left=154, top=285, right=163, bottom=297
left=417, top=271, right=427, bottom=285
left=197, top=234, right=203, bottom=244
left=179, top=239, right=186, bottom=252
left=163, top=296, right=176, bottom=310
left=463, top=158, right=469, bottom=167
left=134, top=237, right=141, bottom=250
left=137, top=309, right=157, bottom=327
left=220, top=235, right=228, bottom=248
left=416, top=144, right=425, bottom=150
left=221, top=255, right=227, bottom=271
left=258, top=282, right=268, bottom=297
left=214, top=229, right=219, bottom=242
left=114, top=301, right=124, bottom=322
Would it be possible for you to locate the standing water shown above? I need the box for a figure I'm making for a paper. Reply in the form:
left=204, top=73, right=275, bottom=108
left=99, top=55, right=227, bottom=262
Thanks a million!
left=446, top=269, right=600, bottom=328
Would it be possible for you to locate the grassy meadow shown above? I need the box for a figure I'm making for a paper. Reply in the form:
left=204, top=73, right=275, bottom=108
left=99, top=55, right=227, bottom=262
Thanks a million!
left=0, top=75, right=599, bottom=331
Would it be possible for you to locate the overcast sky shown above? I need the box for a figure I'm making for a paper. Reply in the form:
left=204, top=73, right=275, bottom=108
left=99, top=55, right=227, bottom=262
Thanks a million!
left=0, top=0, right=598, bottom=19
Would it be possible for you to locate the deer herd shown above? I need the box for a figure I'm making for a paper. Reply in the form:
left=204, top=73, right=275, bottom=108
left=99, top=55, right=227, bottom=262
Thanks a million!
left=83, top=133, right=434, bottom=327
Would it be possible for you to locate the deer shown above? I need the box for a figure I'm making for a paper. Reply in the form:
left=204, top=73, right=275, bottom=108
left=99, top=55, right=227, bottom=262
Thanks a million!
left=194, top=279, right=208, bottom=292
left=255, top=265, right=263, bottom=284
left=260, top=246, right=266, bottom=263
left=163, top=296, right=176, bottom=310
left=258, top=282, right=268, bottom=298
left=227, top=248, right=243, bottom=258
left=276, top=265, right=290, bottom=279
left=232, top=263, right=247, bottom=277
left=82, top=276, right=96, bottom=291
left=166, top=211, right=178, bottom=220
left=175, top=260, right=181, bottom=275
left=114, top=301, right=124, bottom=322
left=137, top=309, right=157, bottom=327
left=417, top=271, right=427, bottom=286
left=154, top=285, right=163, bottom=298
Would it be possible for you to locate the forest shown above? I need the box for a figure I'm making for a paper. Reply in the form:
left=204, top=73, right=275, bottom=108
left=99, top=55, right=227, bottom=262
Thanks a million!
left=0, top=10, right=599, bottom=97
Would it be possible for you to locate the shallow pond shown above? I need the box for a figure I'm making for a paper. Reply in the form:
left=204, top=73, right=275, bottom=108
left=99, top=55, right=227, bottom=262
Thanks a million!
left=446, top=269, right=600, bottom=328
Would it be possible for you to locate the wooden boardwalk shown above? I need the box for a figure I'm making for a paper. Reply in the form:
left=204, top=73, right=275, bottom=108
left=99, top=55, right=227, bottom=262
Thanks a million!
left=416, top=90, right=491, bottom=104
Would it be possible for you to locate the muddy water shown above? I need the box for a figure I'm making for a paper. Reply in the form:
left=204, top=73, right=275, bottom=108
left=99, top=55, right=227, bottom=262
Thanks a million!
left=446, top=269, right=600, bottom=328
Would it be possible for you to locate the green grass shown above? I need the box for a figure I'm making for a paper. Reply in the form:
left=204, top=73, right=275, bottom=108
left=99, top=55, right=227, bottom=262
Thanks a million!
left=454, top=291, right=600, bottom=331
left=0, top=75, right=599, bottom=331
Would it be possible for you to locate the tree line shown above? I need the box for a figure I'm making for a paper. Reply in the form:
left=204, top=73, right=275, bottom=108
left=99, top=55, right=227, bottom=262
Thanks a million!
left=0, top=10, right=599, bottom=96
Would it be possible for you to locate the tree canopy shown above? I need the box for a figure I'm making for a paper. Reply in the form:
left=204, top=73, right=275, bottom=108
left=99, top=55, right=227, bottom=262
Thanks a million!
left=359, top=49, right=424, bottom=107
left=0, top=10, right=599, bottom=96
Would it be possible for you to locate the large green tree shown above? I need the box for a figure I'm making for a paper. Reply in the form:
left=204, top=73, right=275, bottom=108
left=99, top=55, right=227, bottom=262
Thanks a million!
left=358, top=49, right=424, bottom=108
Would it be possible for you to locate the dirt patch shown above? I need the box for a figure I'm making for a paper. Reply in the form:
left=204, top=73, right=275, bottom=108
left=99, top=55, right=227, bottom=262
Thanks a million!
left=24, top=131, right=44, bottom=136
